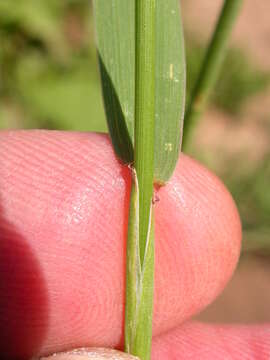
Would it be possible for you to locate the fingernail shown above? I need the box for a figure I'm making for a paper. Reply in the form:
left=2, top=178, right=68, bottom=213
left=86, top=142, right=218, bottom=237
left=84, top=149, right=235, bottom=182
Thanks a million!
left=40, top=347, right=140, bottom=360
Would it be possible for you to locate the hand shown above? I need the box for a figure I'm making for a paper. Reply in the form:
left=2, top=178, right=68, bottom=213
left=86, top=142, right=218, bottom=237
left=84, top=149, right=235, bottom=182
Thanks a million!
left=0, top=131, right=268, bottom=360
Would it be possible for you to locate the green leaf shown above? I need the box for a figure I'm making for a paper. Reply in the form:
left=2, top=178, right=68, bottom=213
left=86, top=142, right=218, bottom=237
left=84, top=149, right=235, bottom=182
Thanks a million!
left=183, top=0, right=243, bottom=150
left=93, top=0, right=185, bottom=183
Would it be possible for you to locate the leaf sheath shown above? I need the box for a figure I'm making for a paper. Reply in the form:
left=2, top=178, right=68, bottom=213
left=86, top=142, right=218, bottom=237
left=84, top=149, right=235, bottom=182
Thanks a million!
left=125, top=171, right=154, bottom=360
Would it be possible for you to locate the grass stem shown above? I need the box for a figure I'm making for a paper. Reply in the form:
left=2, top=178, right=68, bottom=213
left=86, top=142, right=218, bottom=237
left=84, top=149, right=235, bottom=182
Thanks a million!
left=125, top=1, right=156, bottom=360
left=183, top=0, right=242, bottom=150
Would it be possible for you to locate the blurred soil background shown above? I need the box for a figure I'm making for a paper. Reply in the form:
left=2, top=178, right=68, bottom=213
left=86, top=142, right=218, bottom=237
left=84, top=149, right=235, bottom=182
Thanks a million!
left=0, top=1, right=269, bottom=323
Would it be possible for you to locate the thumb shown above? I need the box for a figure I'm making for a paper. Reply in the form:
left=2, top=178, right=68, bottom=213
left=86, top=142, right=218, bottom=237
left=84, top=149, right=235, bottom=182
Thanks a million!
left=40, top=348, right=139, bottom=360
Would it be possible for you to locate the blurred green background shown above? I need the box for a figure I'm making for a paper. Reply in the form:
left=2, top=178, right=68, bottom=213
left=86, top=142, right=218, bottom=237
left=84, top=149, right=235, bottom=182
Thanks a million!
left=1, top=0, right=269, bottom=254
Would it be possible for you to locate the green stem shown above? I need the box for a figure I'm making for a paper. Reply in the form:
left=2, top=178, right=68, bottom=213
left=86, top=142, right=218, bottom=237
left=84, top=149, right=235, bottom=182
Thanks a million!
left=183, top=0, right=242, bottom=150
left=125, top=1, right=156, bottom=360
left=135, top=0, right=156, bottom=262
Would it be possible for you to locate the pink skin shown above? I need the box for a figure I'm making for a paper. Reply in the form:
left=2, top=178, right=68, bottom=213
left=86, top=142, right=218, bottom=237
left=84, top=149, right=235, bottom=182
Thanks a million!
left=0, top=131, right=268, bottom=359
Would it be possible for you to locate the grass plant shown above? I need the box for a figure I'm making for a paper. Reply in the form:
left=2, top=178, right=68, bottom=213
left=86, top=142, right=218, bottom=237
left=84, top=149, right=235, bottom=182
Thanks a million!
left=93, top=1, right=242, bottom=359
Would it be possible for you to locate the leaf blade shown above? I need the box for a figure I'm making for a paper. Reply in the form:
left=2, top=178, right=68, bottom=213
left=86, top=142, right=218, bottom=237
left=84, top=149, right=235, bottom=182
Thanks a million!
left=93, top=0, right=185, bottom=182
left=154, top=0, right=186, bottom=182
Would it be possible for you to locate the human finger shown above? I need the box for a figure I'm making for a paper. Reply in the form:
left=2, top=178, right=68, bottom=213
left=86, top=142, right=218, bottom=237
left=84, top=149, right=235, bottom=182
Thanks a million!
left=0, top=131, right=241, bottom=359
left=152, top=321, right=270, bottom=359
